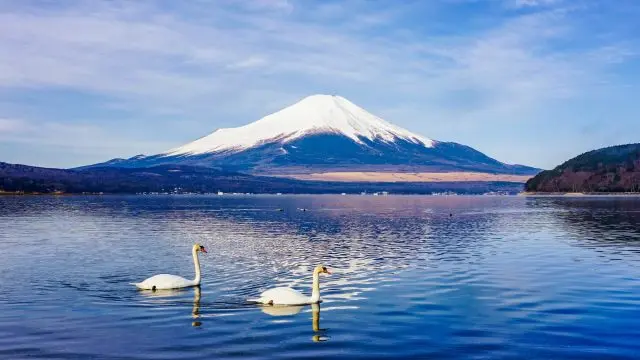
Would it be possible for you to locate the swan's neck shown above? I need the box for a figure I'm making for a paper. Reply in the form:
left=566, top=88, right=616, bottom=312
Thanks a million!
left=311, top=271, right=321, bottom=303
left=192, top=248, right=201, bottom=285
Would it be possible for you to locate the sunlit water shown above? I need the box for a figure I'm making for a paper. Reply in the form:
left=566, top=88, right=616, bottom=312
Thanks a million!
left=1, top=195, right=640, bottom=359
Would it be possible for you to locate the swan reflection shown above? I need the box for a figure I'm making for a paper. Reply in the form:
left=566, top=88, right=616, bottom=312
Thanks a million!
left=259, top=303, right=328, bottom=342
left=192, top=286, right=201, bottom=327
left=137, top=286, right=203, bottom=327
left=260, top=304, right=303, bottom=316
left=311, top=303, right=328, bottom=342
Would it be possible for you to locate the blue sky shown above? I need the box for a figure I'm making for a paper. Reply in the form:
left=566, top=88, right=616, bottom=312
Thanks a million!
left=0, top=0, right=639, bottom=169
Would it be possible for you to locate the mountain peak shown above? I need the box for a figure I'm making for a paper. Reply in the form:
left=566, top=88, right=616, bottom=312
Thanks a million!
left=298, top=93, right=342, bottom=101
left=165, top=95, right=434, bottom=156
left=82, top=94, right=541, bottom=176
left=294, top=94, right=351, bottom=108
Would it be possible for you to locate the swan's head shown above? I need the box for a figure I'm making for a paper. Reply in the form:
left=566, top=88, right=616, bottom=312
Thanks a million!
left=314, top=265, right=332, bottom=275
left=193, top=243, right=207, bottom=253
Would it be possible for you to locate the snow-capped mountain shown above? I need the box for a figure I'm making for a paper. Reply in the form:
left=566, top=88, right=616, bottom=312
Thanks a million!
left=166, top=94, right=434, bottom=156
left=84, top=94, right=539, bottom=176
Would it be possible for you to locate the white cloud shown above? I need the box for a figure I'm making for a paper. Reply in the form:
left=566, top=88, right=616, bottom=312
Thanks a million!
left=0, top=0, right=637, bottom=167
left=0, top=118, right=29, bottom=133
left=0, top=0, right=619, bottom=115
left=243, top=0, right=294, bottom=13
left=0, top=118, right=172, bottom=156
left=513, top=0, right=561, bottom=8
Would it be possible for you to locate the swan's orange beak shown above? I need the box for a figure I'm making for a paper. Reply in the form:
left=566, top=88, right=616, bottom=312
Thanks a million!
left=200, top=246, right=207, bottom=253
left=324, top=268, right=332, bottom=275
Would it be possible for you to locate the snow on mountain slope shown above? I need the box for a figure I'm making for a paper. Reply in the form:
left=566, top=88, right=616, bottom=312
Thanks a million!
left=80, top=94, right=541, bottom=176
left=165, top=94, right=434, bottom=156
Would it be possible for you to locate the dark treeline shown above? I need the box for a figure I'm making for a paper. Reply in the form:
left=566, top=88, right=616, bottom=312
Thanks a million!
left=1, top=162, right=523, bottom=195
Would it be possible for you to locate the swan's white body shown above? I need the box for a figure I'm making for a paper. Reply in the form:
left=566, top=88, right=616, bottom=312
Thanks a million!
left=132, top=244, right=205, bottom=290
left=249, top=266, right=330, bottom=305
left=254, top=286, right=320, bottom=306
left=133, top=274, right=198, bottom=290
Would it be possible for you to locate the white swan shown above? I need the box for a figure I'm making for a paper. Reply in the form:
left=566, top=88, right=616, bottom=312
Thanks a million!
left=131, top=244, right=207, bottom=290
left=248, top=265, right=332, bottom=305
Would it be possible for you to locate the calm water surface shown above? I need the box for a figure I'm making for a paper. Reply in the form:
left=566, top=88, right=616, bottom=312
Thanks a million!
left=1, top=195, right=640, bottom=359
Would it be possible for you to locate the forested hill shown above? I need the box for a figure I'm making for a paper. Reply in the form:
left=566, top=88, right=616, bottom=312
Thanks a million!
left=525, top=144, right=640, bottom=193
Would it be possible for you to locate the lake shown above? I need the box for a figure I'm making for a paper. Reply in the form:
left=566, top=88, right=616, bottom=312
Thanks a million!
left=1, top=195, right=639, bottom=359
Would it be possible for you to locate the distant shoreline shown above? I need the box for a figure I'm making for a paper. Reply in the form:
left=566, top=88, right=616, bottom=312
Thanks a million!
left=5, top=191, right=640, bottom=197
left=519, top=192, right=640, bottom=197
left=0, top=191, right=75, bottom=196
left=1, top=191, right=514, bottom=197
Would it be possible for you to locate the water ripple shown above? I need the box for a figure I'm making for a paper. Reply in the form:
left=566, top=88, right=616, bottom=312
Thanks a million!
left=1, top=195, right=640, bottom=359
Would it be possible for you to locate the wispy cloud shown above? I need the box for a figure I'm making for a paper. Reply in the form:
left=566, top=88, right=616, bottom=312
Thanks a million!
left=0, top=118, right=29, bottom=133
left=0, top=118, right=172, bottom=158
left=0, top=0, right=638, bottom=167
left=514, top=0, right=561, bottom=8
left=0, top=1, right=620, bottom=108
